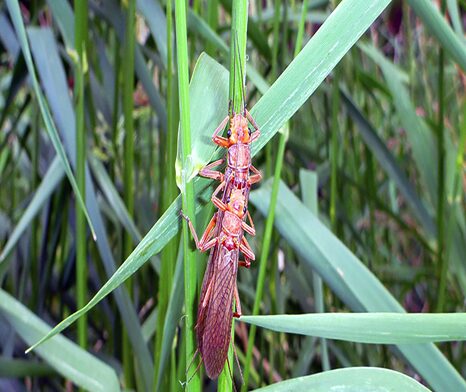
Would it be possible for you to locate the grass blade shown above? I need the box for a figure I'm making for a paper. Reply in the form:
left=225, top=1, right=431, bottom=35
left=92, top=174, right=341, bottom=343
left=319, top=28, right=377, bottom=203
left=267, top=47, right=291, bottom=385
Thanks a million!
left=407, top=0, right=466, bottom=71
left=0, top=289, right=120, bottom=391
left=25, top=25, right=154, bottom=390
left=5, top=0, right=96, bottom=239
left=0, top=157, right=64, bottom=262
left=241, top=313, right=466, bottom=344
left=340, top=87, right=436, bottom=236
left=253, top=367, right=431, bottom=392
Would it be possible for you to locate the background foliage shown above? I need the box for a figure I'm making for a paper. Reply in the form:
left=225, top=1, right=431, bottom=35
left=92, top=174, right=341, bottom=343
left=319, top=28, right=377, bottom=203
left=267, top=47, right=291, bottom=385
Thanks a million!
left=0, top=0, right=465, bottom=391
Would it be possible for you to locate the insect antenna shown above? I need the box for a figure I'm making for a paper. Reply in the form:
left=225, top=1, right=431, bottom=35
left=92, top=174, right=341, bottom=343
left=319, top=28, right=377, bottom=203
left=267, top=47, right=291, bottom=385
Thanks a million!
left=231, top=28, right=237, bottom=116
left=233, top=340, right=244, bottom=385
left=233, top=29, right=247, bottom=115
left=225, top=355, right=238, bottom=392
left=183, top=348, right=203, bottom=386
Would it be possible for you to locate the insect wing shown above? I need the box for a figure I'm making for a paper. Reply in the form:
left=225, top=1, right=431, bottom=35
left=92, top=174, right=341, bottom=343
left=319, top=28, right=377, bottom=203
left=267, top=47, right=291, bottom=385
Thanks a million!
left=200, top=246, right=239, bottom=379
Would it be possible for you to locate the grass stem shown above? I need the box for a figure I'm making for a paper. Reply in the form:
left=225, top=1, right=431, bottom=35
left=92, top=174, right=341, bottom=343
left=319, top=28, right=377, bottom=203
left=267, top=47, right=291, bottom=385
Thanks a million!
left=435, top=0, right=446, bottom=313
left=74, top=0, right=88, bottom=366
left=175, top=0, right=199, bottom=390
left=122, top=0, right=136, bottom=387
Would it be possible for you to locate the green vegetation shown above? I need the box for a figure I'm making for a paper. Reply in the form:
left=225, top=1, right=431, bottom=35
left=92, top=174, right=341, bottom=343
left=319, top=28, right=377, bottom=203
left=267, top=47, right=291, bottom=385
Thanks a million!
left=0, top=0, right=464, bottom=391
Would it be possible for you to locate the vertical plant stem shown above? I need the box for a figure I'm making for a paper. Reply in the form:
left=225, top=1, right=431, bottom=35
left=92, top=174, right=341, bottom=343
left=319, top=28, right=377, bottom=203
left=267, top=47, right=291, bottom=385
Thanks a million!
left=330, top=72, right=339, bottom=230
left=111, top=36, right=121, bottom=180
left=175, top=0, right=199, bottom=390
left=74, top=0, right=88, bottom=366
left=31, top=102, right=39, bottom=309
left=155, top=0, right=178, bottom=388
left=435, top=0, right=446, bottom=312
left=122, top=0, right=136, bottom=387
left=206, top=0, right=218, bottom=56
left=263, top=0, right=281, bottom=179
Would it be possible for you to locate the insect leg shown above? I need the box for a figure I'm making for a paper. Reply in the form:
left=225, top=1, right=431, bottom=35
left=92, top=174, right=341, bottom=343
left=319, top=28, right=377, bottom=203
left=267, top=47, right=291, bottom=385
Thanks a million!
left=200, top=277, right=214, bottom=308
left=248, top=165, right=262, bottom=185
left=245, top=109, right=260, bottom=131
left=239, top=236, right=254, bottom=268
left=233, top=283, right=242, bottom=317
left=211, top=181, right=228, bottom=211
left=240, top=236, right=255, bottom=261
left=245, top=109, right=261, bottom=142
left=242, top=210, right=256, bottom=236
left=181, top=212, right=218, bottom=252
left=212, top=115, right=230, bottom=148
left=199, top=158, right=225, bottom=182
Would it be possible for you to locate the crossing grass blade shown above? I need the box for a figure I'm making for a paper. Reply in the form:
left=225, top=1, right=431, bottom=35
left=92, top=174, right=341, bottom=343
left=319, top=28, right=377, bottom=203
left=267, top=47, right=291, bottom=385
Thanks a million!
left=0, top=290, right=120, bottom=391
left=241, top=313, right=466, bottom=344
left=252, top=367, right=431, bottom=392
left=0, top=157, right=64, bottom=262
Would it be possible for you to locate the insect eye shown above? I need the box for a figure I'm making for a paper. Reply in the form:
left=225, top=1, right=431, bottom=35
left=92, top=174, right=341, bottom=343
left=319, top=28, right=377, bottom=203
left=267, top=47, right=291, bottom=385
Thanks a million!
left=248, top=128, right=252, bottom=136
left=227, top=129, right=232, bottom=138
left=226, top=197, right=230, bottom=203
left=243, top=206, right=247, bottom=213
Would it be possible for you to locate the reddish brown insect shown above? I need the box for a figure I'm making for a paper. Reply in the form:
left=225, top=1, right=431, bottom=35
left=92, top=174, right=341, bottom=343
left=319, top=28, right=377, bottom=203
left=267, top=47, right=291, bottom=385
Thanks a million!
left=200, top=107, right=262, bottom=193
left=182, top=186, right=256, bottom=379
left=184, top=107, right=262, bottom=379
left=183, top=40, right=262, bottom=378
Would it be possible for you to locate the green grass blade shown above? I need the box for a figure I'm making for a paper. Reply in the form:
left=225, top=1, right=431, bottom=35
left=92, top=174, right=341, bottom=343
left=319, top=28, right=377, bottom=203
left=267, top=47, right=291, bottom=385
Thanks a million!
left=136, top=0, right=167, bottom=67
left=46, top=0, right=74, bottom=49
left=0, top=157, right=64, bottom=262
left=359, top=43, right=438, bottom=204
left=241, top=313, right=466, bottom=344
left=249, top=180, right=466, bottom=391
left=90, top=0, right=168, bottom=131
left=5, top=0, right=96, bottom=239
left=75, top=0, right=89, bottom=361
left=407, top=0, right=466, bottom=71
left=0, top=289, right=120, bottom=392
left=446, top=0, right=464, bottom=39
left=249, top=0, right=391, bottom=157
left=252, top=367, right=431, bottom=392
left=188, top=10, right=229, bottom=55
left=156, top=242, right=184, bottom=391
left=340, top=88, right=436, bottom=236
left=360, top=42, right=466, bottom=294
left=299, top=169, right=330, bottom=371
left=24, top=24, right=154, bottom=389
left=174, top=0, right=199, bottom=388
left=89, top=156, right=142, bottom=242
left=0, top=359, right=53, bottom=378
